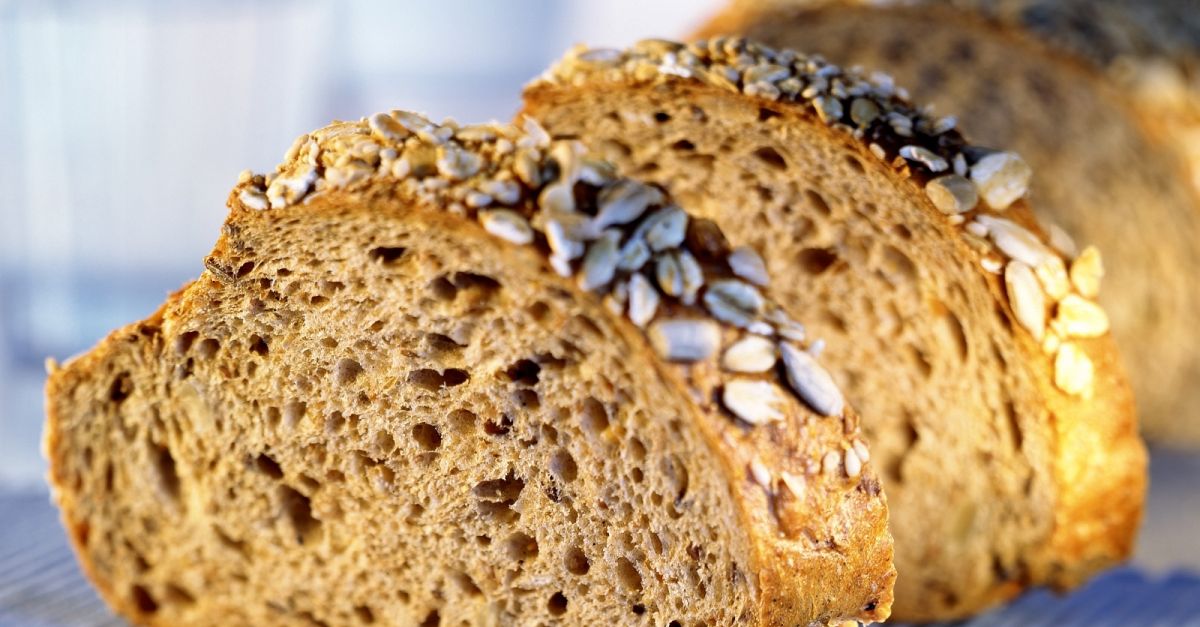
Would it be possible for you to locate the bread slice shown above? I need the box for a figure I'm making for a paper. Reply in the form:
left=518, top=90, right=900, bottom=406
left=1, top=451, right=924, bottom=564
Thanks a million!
left=695, top=0, right=1200, bottom=448
left=522, top=38, right=1146, bottom=621
left=44, top=112, right=895, bottom=625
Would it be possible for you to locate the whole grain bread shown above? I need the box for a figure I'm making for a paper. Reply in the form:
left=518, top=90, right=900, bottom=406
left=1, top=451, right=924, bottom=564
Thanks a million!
left=522, top=38, right=1146, bottom=622
left=696, top=0, right=1200, bottom=448
left=44, top=112, right=894, bottom=626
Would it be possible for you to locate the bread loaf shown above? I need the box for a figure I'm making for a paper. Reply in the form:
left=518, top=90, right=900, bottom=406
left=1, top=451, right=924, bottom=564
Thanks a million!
left=522, top=37, right=1146, bottom=621
left=44, top=112, right=895, bottom=625
left=696, top=0, right=1200, bottom=447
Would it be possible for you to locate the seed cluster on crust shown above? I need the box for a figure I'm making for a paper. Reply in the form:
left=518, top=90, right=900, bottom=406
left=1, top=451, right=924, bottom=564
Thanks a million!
left=532, top=37, right=1110, bottom=398
left=232, top=109, right=865, bottom=489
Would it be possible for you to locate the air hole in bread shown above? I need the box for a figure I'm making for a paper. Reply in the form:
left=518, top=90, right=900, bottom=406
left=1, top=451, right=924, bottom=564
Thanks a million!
left=164, top=583, right=196, bottom=606
left=108, top=372, right=133, bottom=403
left=548, top=591, right=568, bottom=615
left=353, top=605, right=376, bottom=623
left=797, top=247, right=839, bottom=275
left=333, top=358, right=364, bottom=386
left=149, top=441, right=181, bottom=503
left=616, top=557, right=643, bottom=592
left=130, top=584, right=158, bottom=614
left=424, top=333, right=464, bottom=354
left=174, top=331, right=199, bottom=355
left=504, top=532, right=538, bottom=562
left=753, top=146, right=789, bottom=171
left=253, top=453, right=284, bottom=480
left=805, top=189, right=833, bottom=216
left=236, top=261, right=256, bottom=278
left=671, top=139, right=695, bottom=151
left=511, top=389, right=540, bottom=411
left=881, top=245, right=918, bottom=284
left=368, top=246, right=406, bottom=264
left=504, top=359, right=541, bottom=385
left=429, top=276, right=458, bottom=301
left=282, top=400, right=307, bottom=430
left=419, top=609, right=440, bottom=627
left=1005, top=402, right=1023, bottom=451
left=483, top=414, right=513, bottom=436
left=248, top=335, right=269, bottom=356
left=278, top=485, right=320, bottom=545
left=325, top=412, right=346, bottom=435
left=653, top=111, right=671, bottom=123
left=196, top=338, right=220, bottom=359
left=549, top=449, right=578, bottom=483
left=411, top=423, right=442, bottom=451
left=579, top=397, right=609, bottom=436
left=452, top=272, right=501, bottom=297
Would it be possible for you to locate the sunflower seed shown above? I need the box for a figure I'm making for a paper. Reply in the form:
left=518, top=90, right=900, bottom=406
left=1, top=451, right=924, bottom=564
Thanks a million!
left=953, top=153, right=968, bottom=176
left=977, top=215, right=1053, bottom=267
left=721, top=335, right=777, bottom=372
left=1047, top=222, right=1079, bottom=259
left=578, top=230, right=621, bottom=291
left=479, top=209, right=534, bottom=246
left=844, top=447, right=863, bottom=478
left=640, top=206, right=689, bottom=251
left=745, top=81, right=782, bottom=100
left=1004, top=261, right=1046, bottom=340
left=1042, top=329, right=1062, bottom=355
left=1054, top=342, right=1094, bottom=396
left=480, top=179, right=522, bottom=206
left=970, top=151, right=1031, bottom=209
left=678, top=249, right=705, bottom=305
left=822, top=450, right=842, bottom=476
left=550, top=140, right=583, bottom=183
left=749, top=456, right=773, bottom=490
left=546, top=220, right=585, bottom=261
left=765, top=307, right=806, bottom=342
left=925, top=174, right=978, bottom=214
left=520, top=116, right=551, bottom=149
left=655, top=253, right=684, bottom=297
left=266, top=165, right=317, bottom=208
left=465, top=191, right=492, bottom=208
left=780, top=342, right=844, bottom=416
left=549, top=253, right=573, bottom=278
left=852, top=439, right=871, bottom=464
left=594, top=179, right=662, bottom=230
left=981, top=256, right=1003, bottom=274
left=704, top=280, right=764, bottom=328
left=780, top=471, right=806, bottom=498
left=1035, top=256, right=1070, bottom=301
left=723, top=379, right=785, bottom=425
left=965, top=220, right=989, bottom=238
left=367, top=112, right=410, bottom=142
left=578, top=47, right=623, bottom=64
left=513, top=149, right=541, bottom=187
left=743, top=63, right=790, bottom=85
left=239, top=188, right=269, bottom=211
left=538, top=180, right=575, bottom=215
left=436, top=145, right=482, bottom=180
left=849, top=98, right=880, bottom=126
left=611, top=237, right=647, bottom=272
left=579, top=159, right=617, bottom=186
left=647, top=318, right=722, bottom=361
left=932, top=115, right=957, bottom=134
left=814, top=96, right=843, bottom=123
left=728, top=245, right=770, bottom=286
left=1070, top=246, right=1104, bottom=298
left=627, top=272, right=660, bottom=328
left=900, top=145, right=949, bottom=172
left=1053, top=294, right=1109, bottom=338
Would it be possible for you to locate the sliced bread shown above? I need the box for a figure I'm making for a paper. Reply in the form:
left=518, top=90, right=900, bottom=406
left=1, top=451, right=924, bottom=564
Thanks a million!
left=696, top=0, right=1200, bottom=447
left=523, top=38, right=1146, bottom=621
left=44, top=112, right=894, bottom=625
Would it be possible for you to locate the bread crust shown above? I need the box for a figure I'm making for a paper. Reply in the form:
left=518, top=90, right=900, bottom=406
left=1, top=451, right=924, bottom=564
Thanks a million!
left=522, top=42, right=1146, bottom=621
left=46, top=120, right=895, bottom=624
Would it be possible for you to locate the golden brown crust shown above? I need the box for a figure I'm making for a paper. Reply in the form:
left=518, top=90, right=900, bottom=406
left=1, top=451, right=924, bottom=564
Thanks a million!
left=522, top=37, right=1145, bottom=621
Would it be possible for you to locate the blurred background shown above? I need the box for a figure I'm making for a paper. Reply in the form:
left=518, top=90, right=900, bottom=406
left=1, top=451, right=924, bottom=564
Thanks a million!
left=1, top=1, right=1198, bottom=625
